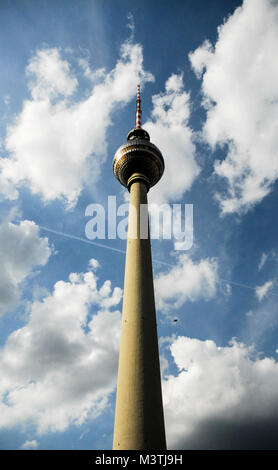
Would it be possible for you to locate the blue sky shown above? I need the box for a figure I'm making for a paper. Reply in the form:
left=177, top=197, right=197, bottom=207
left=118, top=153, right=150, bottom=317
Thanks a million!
left=0, top=0, right=278, bottom=450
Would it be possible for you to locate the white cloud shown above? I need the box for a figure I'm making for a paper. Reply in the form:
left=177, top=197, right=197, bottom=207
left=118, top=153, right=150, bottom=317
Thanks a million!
left=242, top=298, right=278, bottom=348
left=78, top=57, right=106, bottom=84
left=163, top=336, right=278, bottom=449
left=0, top=218, right=51, bottom=315
left=20, top=439, right=39, bottom=450
left=255, top=280, right=274, bottom=301
left=258, top=252, right=268, bottom=271
left=26, top=48, right=78, bottom=100
left=144, top=73, right=200, bottom=205
left=88, top=258, right=100, bottom=271
left=126, top=12, right=135, bottom=39
left=0, top=42, right=154, bottom=207
left=189, top=0, right=278, bottom=214
left=154, top=254, right=218, bottom=313
left=0, top=260, right=122, bottom=434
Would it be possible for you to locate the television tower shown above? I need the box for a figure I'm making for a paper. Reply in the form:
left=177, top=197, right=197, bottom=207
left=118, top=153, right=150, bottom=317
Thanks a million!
left=112, top=85, right=166, bottom=450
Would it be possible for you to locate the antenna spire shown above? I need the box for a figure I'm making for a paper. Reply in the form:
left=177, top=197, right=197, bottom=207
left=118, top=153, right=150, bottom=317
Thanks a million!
left=136, top=84, right=142, bottom=128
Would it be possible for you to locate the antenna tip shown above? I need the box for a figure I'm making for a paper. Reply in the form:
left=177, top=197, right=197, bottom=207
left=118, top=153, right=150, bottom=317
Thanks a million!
left=136, top=85, right=142, bottom=128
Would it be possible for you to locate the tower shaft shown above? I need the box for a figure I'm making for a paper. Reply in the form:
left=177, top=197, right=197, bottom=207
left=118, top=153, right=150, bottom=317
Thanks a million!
left=113, top=177, right=166, bottom=450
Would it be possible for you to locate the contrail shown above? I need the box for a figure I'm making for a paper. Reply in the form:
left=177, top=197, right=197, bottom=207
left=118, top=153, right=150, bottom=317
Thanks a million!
left=39, top=225, right=172, bottom=267
left=39, top=225, right=126, bottom=255
left=39, top=225, right=184, bottom=268
left=220, top=278, right=278, bottom=297
left=39, top=225, right=278, bottom=297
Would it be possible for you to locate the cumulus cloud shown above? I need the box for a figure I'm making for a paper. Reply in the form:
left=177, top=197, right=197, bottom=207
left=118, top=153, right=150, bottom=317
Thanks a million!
left=20, top=439, right=39, bottom=450
left=0, top=218, right=51, bottom=315
left=144, top=73, right=200, bottom=205
left=0, top=260, right=122, bottom=434
left=154, top=254, right=218, bottom=313
left=163, top=336, right=278, bottom=449
left=26, top=48, right=78, bottom=100
left=0, top=42, right=154, bottom=207
left=255, top=280, right=274, bottom=301
left=189, top=0, right=278, bottom=214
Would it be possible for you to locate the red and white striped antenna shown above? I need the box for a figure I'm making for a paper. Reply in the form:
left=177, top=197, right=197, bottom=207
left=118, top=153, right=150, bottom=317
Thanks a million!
left=136, top=84, right=142, bottom=128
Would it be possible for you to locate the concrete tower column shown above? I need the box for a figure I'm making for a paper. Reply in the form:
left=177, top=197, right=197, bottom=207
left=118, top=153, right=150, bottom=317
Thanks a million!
left=112, top=175, right=166, bottom=450
left=112, top=85, right=166, bottom=450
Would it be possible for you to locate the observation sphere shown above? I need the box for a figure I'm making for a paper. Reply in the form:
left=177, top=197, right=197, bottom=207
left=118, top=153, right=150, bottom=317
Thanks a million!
left=113, top=127, right=165, bottom=191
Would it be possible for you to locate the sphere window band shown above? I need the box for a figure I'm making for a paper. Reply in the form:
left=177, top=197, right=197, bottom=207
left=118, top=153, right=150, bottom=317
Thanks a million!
left=113, top=136, right=165, bottom=191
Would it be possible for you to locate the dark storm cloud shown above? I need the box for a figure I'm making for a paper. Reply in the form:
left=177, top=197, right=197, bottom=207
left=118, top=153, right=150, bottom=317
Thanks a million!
left=178, top=416, right=278, bottom=450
